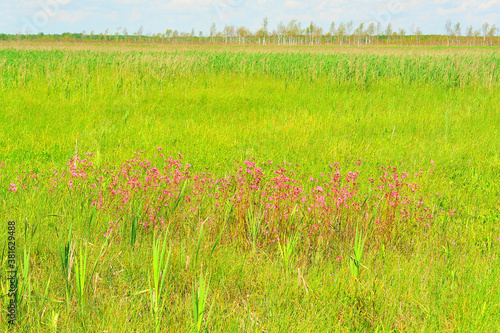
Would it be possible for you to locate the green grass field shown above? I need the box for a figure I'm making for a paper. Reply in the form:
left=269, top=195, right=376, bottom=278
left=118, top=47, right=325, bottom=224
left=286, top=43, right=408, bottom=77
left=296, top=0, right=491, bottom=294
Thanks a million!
left=1, top=43, right=500, bottom=331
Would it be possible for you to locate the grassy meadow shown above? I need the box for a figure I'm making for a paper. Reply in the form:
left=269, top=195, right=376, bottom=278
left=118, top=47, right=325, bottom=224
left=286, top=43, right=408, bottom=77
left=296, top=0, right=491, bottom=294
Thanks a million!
left=1, top=43, right=500, bottom=331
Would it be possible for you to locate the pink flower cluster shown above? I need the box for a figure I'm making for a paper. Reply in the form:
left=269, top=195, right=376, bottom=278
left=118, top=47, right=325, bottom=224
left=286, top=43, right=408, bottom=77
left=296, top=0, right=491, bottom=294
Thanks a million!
left=6, top=149, right=449, bottom=245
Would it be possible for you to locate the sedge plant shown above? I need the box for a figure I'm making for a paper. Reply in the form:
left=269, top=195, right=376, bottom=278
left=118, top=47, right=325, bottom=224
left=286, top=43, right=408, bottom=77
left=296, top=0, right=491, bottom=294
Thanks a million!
left=74, top=238, right=109, bottom=313
left=350, top=226, right=367, bottom=280
left=277, top=233, right=300, bottom=270
left=148, top=229, right=172, bottom=326
left=246, top=205, right=264, bottom=251
left=18, top=247, right=32, bottom=313
left=59, top=226, right=74, bottom=311
left=191, top=269, right=213, bottom=333
left=74, top=242, right=88, bottom=311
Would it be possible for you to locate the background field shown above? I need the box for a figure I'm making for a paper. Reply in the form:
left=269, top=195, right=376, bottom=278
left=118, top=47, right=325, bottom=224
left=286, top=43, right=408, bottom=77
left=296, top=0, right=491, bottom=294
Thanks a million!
left=1, top=44, right=500, bottom=332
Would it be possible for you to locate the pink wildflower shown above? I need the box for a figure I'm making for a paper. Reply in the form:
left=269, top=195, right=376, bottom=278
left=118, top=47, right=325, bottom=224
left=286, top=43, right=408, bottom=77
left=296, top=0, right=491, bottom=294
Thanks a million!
left=9, top=183, right=17, bottom=192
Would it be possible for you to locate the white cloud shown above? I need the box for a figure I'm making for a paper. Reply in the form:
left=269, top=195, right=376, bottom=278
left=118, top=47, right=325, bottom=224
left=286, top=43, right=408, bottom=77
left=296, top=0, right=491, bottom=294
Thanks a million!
left=283, top=0, right=306, bottom=9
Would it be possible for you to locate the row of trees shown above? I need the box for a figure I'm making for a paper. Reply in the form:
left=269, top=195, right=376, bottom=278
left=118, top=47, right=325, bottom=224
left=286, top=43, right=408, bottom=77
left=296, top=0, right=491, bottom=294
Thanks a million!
left=3, top=19, right=499, bottom=46
left=445, top=20, right=498, bottom=46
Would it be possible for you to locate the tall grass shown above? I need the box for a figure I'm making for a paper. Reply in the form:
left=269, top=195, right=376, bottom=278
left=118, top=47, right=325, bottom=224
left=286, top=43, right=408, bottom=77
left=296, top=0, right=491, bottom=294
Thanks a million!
left=1, top=46, right=499, bottom=331
left=1, top=49, right=499, bottom=89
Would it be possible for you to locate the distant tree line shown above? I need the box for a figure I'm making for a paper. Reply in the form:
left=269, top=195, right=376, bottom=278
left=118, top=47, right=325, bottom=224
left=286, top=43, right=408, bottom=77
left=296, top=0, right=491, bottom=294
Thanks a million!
left=2, top=19, right=499, bottom=46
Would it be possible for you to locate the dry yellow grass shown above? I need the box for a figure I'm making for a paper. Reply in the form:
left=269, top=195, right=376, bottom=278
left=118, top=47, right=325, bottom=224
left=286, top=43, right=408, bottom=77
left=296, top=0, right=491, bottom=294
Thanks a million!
left=1, top=40, right=500, bottom=56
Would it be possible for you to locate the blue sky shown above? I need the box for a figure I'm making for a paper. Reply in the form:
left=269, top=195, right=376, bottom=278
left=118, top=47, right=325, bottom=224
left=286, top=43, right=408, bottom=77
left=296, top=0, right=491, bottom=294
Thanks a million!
left=1, top=0, right=499, bottom=35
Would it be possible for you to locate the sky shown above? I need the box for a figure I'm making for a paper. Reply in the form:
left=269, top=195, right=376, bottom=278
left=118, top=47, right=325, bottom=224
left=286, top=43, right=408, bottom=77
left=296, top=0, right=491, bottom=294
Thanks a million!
left=1, top=0, right=499, bottom=36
